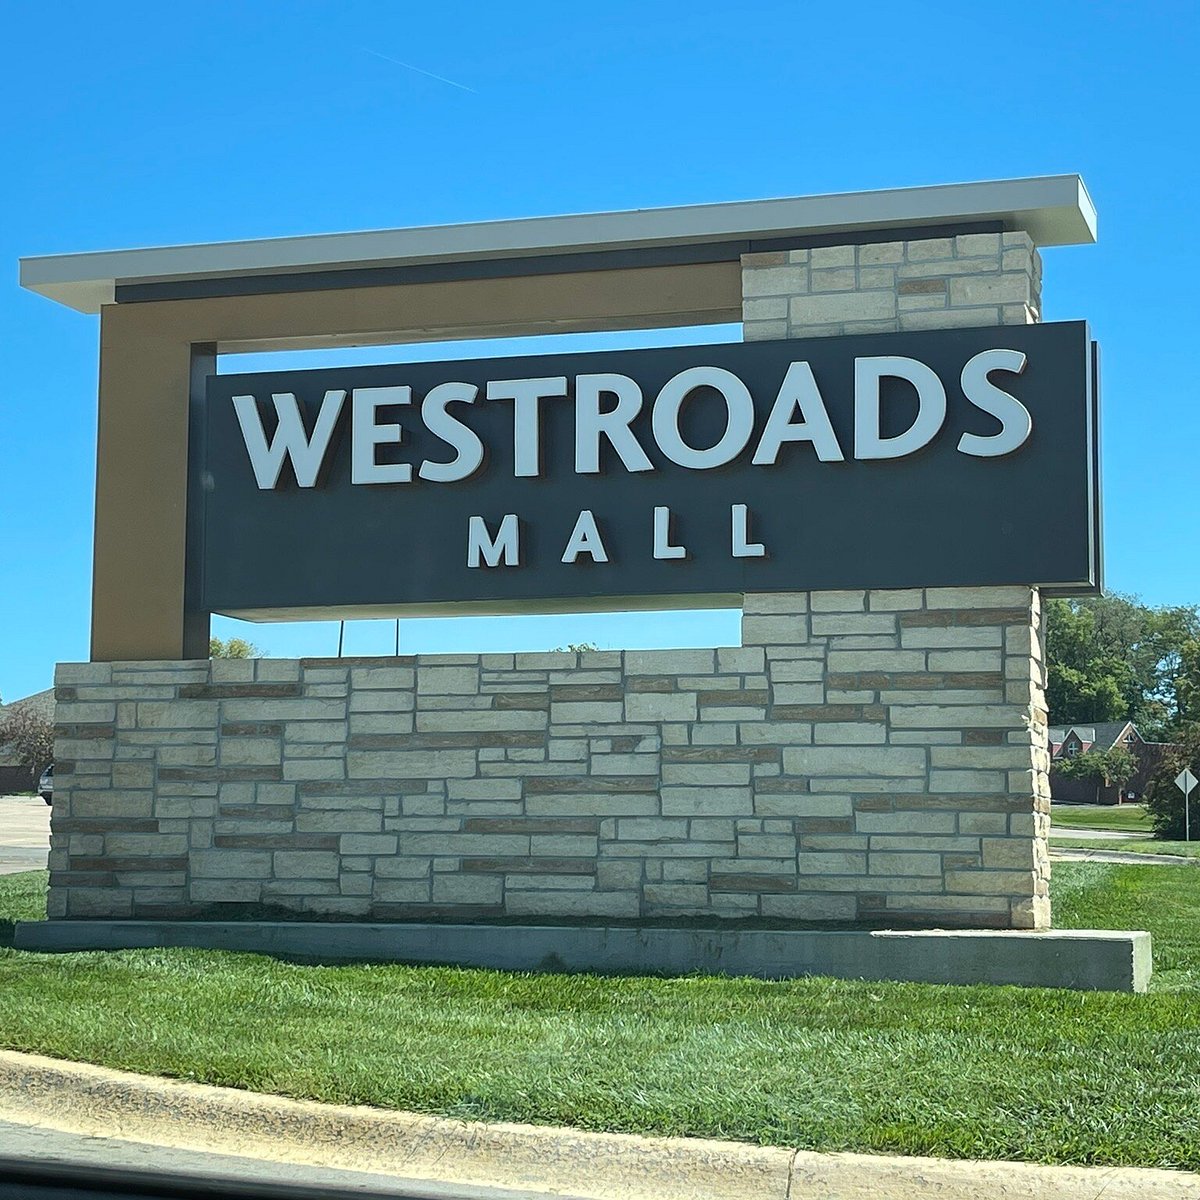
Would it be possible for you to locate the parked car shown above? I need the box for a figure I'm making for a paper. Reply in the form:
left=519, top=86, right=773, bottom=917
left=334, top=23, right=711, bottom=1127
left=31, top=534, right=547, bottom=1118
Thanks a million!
left=38, top=764, right=52, bottom=805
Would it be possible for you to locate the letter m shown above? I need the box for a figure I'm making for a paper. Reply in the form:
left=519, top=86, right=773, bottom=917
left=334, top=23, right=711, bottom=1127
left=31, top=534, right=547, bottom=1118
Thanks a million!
left=467, top=515, right=520, bottom=567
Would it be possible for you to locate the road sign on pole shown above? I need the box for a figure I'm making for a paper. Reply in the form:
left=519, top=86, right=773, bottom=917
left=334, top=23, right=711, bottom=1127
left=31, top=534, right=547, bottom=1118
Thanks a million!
left=1176, top=768, right=1198, bottom=842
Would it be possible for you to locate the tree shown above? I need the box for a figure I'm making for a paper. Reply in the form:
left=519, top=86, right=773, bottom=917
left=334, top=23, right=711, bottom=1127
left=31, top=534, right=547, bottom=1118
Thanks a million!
left=1044, top=594, right=1200, bottom=740
left=1173, top=634, right=1200, bottom=730
left=1054, top=746, right=1138, bottom=803
left=1044, top=597, right=1128, bottom=724
left=210, top=637, right=263, bottom=659
left=0, top=704, right=55, bottom=787
left=1144, top=726, right=1200, bottom=840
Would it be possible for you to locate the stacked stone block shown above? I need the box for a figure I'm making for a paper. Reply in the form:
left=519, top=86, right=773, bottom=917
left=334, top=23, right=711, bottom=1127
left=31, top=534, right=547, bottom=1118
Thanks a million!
left=741, top=232, right=1042, bottom=341
left=47, top=585, right=1049, bottom=929
left=46, top=224, right=1057, bottom=936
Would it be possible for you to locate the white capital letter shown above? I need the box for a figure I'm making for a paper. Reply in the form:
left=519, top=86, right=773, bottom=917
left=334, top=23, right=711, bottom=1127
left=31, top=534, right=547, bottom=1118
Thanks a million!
left=233, top=390, right=345, bottom=489
left=352, top=386, right=412, bottom=484
left=752, top=361, right=844, bottom=464
left=731, top=504, right=766, bottom=558
left=575, top=373, right=653, bottom=474
left=420, top=382, right=484, bottom=482
left=958, top=348, right=1031, bottom=457
left=486, top=376, right=567, bottom=477
left=652, top=366, right=756, bottom=469
left=467, top=514, right=520, bottom=567
left=562, top=510, right=609, bottom=563
left=854, top=357, right=947, bottom=460
left=653, top=506, right=686, bottom=560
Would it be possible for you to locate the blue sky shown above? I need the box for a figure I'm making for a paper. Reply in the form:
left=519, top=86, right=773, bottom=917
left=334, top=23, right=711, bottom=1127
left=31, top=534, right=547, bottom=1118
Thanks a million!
left=2, top=0, right=1198, bottom=701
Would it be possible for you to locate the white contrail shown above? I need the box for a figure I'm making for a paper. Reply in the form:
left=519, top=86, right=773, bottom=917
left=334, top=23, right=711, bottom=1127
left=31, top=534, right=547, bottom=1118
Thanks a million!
left=362, top=47, right=478, bottom=94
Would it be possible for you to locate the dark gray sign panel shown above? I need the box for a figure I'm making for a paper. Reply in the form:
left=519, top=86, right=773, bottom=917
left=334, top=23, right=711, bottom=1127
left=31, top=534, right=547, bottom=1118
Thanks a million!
left=197, top=321, right=1099, bottom=619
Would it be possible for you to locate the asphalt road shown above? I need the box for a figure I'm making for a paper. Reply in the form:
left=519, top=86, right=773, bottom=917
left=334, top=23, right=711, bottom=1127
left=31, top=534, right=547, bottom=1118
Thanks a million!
left=0, top=1119, right=558, bottom=1199
left=0, top=795, right=49, bottom=876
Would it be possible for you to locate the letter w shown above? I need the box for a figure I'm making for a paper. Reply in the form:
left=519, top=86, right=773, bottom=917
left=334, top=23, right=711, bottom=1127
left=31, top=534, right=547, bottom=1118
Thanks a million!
left=232, top=391, right=346, bottom=489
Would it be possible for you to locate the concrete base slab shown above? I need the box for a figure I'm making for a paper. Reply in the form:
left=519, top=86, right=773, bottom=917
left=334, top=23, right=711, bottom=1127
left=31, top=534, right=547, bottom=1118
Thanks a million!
left=14, top=920, right=1151, bottom=992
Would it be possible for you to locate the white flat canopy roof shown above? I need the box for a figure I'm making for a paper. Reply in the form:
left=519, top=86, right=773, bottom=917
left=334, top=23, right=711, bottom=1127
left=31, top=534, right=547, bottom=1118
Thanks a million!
left=20, top=174, right=1096, bottom=315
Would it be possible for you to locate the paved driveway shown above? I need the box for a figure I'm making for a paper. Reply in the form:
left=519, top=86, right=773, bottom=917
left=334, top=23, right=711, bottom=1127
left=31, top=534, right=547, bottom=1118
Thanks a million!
left=1052, top=846, right=1197, bottom=866
left=0, top=795, right=50, bottom=875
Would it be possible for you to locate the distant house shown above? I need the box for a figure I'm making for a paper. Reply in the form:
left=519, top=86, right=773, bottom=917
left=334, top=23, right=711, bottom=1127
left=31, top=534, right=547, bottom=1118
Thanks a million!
left=1047, top=720, right=1170, bottom=804
left=0, top=688, right=55, bottom=793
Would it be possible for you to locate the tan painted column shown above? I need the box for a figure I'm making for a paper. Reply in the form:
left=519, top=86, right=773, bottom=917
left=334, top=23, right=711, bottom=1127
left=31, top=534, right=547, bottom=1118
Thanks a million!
left=94, top=305, right=195, bottom=661
left=89, top=262, right=741, bottom=661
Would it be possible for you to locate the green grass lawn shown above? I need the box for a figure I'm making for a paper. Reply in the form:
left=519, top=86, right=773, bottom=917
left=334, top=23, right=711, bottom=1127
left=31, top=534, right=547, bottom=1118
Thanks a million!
left=1, top=866, right=1199, bottom=1170
left=1051, top=803, right=1152, bottom=833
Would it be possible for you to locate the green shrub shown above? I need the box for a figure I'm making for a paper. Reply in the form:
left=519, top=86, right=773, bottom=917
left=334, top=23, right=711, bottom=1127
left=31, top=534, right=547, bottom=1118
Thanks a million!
left=1144, top=725, right=1200, bottom=839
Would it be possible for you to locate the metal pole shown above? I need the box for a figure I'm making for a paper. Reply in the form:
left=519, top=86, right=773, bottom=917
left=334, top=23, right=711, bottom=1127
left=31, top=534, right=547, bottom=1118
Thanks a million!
left=337, top=621, right=345, bottom=658
left=394, top=619, right=400, bottom=657
left=1188, top=783, right=1192, bottom=843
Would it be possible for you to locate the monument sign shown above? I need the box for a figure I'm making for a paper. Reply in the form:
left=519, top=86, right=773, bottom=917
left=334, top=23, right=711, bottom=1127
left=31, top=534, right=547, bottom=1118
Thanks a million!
left=15, top=176, right=1151, bottom=991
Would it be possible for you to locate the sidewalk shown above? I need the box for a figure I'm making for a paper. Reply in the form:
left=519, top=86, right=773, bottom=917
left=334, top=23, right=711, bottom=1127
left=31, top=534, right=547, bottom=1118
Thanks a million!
left=1052, top=846, right=1198, bottom=866
left=1, top=1049, right=1196, bottom=1199
left=0, top=793, right=49, bottom=875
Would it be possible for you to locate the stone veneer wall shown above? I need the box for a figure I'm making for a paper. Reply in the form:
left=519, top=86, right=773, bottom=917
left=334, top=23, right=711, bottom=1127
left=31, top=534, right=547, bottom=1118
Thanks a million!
left=46, top=229, right=1055, bottom=932
left=47, top=585, right=1050, bottom=929
left=741, top=231, right=1042, bottom=341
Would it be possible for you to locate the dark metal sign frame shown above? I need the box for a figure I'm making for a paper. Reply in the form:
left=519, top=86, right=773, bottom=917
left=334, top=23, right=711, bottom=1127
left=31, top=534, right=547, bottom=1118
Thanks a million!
left=195, top=321, right=1100, bottom=620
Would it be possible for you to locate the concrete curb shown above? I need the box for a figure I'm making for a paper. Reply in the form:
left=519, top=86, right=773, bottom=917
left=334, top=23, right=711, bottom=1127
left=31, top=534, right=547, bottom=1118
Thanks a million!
left=0, top=1049, right=1197, bottom=1199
